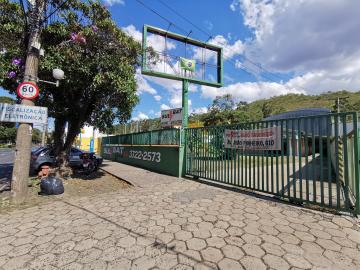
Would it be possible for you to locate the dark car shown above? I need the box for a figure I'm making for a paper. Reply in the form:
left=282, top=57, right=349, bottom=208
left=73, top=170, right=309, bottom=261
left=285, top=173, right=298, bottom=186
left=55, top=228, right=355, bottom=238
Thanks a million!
left=30, top=147, right=103, bottom=173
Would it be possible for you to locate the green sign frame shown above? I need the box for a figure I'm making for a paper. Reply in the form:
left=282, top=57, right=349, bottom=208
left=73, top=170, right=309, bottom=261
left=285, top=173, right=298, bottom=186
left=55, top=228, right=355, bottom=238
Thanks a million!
left=102, top=145, right=181, bottom=177
left=142, top=24, right=224, bottom=177
left=142, top=24, right=224, bottom=87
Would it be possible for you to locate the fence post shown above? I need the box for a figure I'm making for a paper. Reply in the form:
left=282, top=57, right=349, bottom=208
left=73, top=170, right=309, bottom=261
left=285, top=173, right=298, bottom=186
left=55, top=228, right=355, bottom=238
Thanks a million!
left=131, top=133, right=133, bottom=146
left=353, top=113, right=360, bottom=215
left=149, top=131, right=152, bottom=146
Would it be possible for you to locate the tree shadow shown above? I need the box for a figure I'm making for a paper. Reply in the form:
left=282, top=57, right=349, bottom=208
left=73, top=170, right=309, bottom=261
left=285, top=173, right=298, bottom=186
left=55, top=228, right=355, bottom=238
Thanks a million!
left=70, top=170, right=106, bottom=180
left=62, top=200, right=216, bottom=269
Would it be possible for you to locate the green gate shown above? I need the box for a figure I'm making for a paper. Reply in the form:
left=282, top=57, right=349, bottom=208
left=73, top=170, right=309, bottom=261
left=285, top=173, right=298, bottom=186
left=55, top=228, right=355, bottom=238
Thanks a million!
left=185, top=112, right=360, bottom=214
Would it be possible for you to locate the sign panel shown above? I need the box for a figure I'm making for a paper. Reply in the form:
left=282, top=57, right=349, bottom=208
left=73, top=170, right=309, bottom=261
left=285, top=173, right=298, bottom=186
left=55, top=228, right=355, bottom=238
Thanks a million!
left=102, top=145, right=180, bottom=177
left=180, top=57, right=196, bottom=72
left=0, top=103, right=47, bottom=124
left=161, top=108, right=182, bottom=128
left=16, top=82, right=39, bottom=100
left=224, top=126, right=282, bottom=150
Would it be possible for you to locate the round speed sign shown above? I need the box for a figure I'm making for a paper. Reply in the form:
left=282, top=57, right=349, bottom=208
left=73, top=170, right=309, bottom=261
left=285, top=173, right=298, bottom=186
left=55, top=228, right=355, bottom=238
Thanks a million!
left=16, top=82, right=39, bottom=100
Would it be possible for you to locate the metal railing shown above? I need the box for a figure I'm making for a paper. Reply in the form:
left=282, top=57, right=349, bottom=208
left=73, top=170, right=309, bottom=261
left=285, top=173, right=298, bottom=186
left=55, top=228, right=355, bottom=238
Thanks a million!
left=102, top=128, right=180, bottom=146
left=185, top=112, right=360, bottom=214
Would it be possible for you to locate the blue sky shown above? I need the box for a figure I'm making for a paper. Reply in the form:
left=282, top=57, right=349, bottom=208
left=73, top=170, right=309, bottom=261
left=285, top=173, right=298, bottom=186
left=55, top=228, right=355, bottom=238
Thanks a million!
left=2, top=0, right=360, bottom=123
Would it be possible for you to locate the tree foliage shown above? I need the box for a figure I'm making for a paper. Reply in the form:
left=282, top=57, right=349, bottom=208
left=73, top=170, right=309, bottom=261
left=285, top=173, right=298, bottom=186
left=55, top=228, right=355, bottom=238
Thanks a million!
left=0, top=0, right=142, bottom=163
left=0, top=96, right=15, bottom=143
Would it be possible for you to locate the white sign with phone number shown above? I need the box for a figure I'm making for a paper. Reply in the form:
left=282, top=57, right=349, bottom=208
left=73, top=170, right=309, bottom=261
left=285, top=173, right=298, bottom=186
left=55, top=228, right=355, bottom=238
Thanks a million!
left=103, top=146, right=161, bottom=163
left=129, top=150, right=161, bottom=162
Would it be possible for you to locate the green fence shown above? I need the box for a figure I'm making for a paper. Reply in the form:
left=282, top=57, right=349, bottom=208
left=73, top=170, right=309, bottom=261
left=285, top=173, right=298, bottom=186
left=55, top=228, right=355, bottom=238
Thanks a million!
left=101, top=128, right=181, bottom=177
left=102, top=145, right=181, bottom=177
left=102, top=128, right=180, bottom=146
left=185, top=112, right=360, bottom=214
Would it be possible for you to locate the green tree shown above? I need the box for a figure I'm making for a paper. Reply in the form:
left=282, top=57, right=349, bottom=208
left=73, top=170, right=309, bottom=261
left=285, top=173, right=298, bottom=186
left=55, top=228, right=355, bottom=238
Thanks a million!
left=0, top=96, right=16, bottom=143
left=261, top=101, right=272, bottom=118
left=0, top=125, right=16, bottom=143
left=32, top=128, right=42, bottom=144
left=211, top=94, right=235, bottom=111
left=0, top=0, right=142, bottom=168
left=201, top=94, right=249, bottom=126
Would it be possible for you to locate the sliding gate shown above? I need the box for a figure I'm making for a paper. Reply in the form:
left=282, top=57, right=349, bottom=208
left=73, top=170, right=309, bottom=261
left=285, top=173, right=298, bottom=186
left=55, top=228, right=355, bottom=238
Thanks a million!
left=185, top=112, right=360, bottom=214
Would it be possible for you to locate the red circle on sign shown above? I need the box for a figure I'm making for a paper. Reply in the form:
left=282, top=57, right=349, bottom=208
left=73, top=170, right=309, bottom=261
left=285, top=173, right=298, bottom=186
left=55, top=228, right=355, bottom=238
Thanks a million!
left=16, top=82, right=39, bottom=100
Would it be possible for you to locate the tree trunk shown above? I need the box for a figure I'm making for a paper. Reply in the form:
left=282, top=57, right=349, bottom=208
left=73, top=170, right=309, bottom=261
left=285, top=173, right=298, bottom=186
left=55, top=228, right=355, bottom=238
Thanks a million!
left=64, top=121, right=80, bottom=152
left=54, top=119, right=83, bottom=178
left=53, top=118, right=72, bottom=178
left=53, top=118, right=66, bottom=155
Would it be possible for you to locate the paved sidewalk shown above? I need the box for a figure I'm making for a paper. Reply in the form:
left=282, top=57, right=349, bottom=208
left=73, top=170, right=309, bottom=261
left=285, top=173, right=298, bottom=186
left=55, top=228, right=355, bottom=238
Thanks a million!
left=100, top=160, right=177, bottom=187
left=0, top=161, right=359, bottom=270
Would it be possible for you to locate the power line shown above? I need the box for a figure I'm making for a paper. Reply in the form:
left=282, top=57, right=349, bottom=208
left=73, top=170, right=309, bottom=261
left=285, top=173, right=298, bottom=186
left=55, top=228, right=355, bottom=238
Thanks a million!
left=134, top=0, right=260, bottom=78
left=156, top=0, right=213, bottom=39
left=134, top=0, right=188, bottom=35
left=135, top=0, right=306, bottom=93
left=155, top=0, right=308, bottom=91
left=133, top=1, right=251, bottom=79
left=40, top=0, right=72, bottom=26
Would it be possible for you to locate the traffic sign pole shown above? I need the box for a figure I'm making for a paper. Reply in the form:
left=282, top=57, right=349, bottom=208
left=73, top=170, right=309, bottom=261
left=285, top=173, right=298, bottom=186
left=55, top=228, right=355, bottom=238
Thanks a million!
left=179, top=79, right=189, bottom=177
left=11, top=0, right=45, bottom=204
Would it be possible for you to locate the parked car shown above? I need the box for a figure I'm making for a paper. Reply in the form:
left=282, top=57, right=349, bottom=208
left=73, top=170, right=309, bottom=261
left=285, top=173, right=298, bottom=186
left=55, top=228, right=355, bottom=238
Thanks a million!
left=30, top=147, right=103, bottom=173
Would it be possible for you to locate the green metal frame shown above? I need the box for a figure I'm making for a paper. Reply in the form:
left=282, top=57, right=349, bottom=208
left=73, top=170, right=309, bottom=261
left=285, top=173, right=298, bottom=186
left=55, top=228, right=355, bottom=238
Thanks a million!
left=142, top=24, right=224, bottom=87
left=142, top=24, right=223, bottom=177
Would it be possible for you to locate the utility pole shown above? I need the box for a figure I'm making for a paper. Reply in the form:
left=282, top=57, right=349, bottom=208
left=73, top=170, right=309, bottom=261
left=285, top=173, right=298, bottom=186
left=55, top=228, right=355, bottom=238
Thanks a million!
left=330, top=96, right=349, bottom=113
left=11, top=0, right=46, bottom=203
left=41, top=122, right=47, bottom=146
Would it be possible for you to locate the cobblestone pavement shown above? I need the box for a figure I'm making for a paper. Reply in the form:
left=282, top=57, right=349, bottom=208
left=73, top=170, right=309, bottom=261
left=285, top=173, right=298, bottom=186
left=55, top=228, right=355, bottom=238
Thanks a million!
left=0, top=171, right=360, bottom=269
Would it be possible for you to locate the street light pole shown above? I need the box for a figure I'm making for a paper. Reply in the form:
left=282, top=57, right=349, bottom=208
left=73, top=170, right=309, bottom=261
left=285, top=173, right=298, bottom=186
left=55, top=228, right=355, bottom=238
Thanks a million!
left=11, top=0, right=46, bottom=203
left=179, top=79, right=189, bottom=177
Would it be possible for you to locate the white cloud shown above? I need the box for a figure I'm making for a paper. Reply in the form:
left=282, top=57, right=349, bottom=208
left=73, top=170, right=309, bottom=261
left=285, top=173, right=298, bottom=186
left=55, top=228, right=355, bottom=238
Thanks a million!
left=135, top=69, right=157, bottom=95
left=203, top=20, right=213, bottom=31
left=132, top=112, right=149, bottom=121
left=160, top=104, right=171, bottom=110
left=122, top=25, right=176, bottom=53
left=122, top=24, right=142, bottom=42
left=211, top=35, right=245, bottom=60
left=191, top=107, right=208, bottom=115
left=193, top=35, right=244, bottom=63
left=201, top=80, right=304, bottom=103
left=141, top=73, right=198, bottom=109
left=154, top=95, right=161, bottom=101
left=169, top=95, right=181, bottom=108
left=103, top=0, right=124, bottom=7
left=230, top=0, right=360, bottom=93
left=230, top=0, right=239, bottom=11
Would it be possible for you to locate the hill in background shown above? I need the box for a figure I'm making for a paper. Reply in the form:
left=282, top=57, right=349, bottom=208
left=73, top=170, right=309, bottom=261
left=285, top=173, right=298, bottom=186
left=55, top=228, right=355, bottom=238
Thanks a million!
left=192, top=90, right=360, bottom=126
left=110, top=90, right=360, bottom=133
left=246, top=90, right=360, bottom=119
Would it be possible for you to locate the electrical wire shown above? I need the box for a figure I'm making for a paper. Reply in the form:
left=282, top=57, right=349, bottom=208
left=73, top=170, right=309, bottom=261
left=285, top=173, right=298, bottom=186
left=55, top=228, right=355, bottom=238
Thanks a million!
left=40, top=0, right=71, bottom=26
left=134, top=0, right=189, bottom=36
left=155, top=0, right=307, bottom=91
left=156, top=0, right=213, bottom=39
left=135, top=0, right=272, bottom=82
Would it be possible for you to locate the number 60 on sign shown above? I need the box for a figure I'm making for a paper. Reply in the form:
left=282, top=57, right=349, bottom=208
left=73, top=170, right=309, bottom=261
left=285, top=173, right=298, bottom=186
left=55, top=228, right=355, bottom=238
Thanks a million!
left=16, top=82, right=39, bottom=100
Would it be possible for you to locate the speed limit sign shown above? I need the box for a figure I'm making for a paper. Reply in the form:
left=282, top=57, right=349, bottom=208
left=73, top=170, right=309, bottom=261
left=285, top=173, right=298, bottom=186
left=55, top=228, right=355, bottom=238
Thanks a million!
left=16, top=82, right=39, bottom=100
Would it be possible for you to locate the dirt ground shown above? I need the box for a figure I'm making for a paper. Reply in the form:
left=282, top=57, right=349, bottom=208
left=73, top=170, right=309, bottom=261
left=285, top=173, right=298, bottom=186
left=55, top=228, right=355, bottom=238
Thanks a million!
left=0, top=171, right=130, bottom=213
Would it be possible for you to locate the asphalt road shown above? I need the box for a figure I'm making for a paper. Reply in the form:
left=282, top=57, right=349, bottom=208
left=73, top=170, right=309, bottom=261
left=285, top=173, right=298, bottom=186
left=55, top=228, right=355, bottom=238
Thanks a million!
left=0, top=148, right=14, bottom=184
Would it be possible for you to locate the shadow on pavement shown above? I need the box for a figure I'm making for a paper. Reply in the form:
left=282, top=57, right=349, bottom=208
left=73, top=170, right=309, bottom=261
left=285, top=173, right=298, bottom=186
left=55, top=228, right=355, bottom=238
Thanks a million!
left=62, top=200, right=216, bottom=269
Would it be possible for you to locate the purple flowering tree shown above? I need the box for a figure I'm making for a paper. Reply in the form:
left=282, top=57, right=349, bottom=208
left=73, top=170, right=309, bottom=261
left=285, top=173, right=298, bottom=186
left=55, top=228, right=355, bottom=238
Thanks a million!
left=0, top=0, right=145, bottom=172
